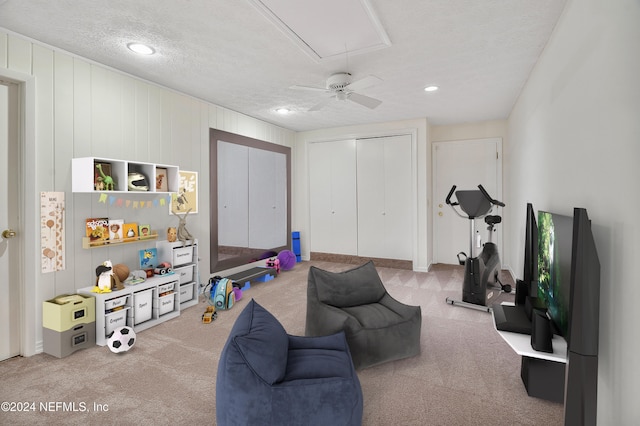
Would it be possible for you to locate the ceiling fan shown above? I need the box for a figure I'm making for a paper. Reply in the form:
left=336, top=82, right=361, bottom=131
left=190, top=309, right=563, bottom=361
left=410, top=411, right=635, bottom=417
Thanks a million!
left=290, top=72, right=383, bottom=111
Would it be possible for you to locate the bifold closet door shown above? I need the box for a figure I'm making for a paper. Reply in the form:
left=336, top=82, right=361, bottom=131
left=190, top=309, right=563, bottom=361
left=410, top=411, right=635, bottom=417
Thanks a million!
left=356, top=135, right=412, bottom=260
left=248, top=148, right=287, bottom=249
left=217, top=141, right=249, bottom=248
left=308, top=140, right=358, bottom=255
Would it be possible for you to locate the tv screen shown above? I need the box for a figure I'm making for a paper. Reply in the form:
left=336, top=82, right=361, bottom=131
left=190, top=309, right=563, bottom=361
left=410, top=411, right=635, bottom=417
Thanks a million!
left=537, top=210, right=573, bottom=338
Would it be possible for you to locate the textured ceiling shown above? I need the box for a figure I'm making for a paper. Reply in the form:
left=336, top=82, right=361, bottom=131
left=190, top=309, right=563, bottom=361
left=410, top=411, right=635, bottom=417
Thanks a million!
left=0, top=0, right=566, bottom=132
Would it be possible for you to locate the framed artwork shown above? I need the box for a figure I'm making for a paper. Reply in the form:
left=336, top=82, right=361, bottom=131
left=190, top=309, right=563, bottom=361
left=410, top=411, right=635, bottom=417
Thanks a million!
left=155, top=167, right=168, bottom=192
left=170, top=170, right=198, bottom=214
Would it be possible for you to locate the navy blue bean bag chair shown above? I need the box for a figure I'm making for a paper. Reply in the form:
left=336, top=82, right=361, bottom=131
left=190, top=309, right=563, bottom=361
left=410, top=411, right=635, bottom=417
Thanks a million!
left=216, top=299, right=363, bottom=426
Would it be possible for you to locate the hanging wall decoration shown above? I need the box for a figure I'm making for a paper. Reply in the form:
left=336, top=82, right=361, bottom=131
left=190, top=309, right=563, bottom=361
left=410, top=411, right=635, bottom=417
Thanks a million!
left=40, top=191, right=66, bottom=273
left=170, top=170, right=198, bottom=215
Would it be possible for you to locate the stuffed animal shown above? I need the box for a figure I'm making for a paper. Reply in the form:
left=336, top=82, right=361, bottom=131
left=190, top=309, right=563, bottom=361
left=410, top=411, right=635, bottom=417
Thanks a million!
left=94, top=260, right=114, bottom=293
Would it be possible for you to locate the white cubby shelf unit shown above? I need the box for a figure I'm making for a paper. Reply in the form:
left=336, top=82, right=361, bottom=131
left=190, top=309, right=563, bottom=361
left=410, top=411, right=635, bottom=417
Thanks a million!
left=71, top=157, right=179, bottom=193
left=78, top=274, right=180, bottom=346
left=156, top=239, right=199, bottom=310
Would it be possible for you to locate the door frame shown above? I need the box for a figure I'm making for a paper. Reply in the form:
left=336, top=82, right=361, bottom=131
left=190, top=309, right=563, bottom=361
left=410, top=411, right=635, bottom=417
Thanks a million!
left=1, top=68, right=37, bottom=356
left=431, top=137, right=503, bottom=265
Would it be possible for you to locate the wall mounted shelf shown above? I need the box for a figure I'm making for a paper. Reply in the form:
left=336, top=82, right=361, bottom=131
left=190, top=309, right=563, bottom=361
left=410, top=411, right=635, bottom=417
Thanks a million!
left=82, top=233, right=159, bottom=249
left=72, top=157, right=179, bottom=194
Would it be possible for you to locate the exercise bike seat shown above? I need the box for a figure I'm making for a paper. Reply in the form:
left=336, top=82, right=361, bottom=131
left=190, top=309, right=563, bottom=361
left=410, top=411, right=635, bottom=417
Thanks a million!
left=485, top=215, right=502, bottom=226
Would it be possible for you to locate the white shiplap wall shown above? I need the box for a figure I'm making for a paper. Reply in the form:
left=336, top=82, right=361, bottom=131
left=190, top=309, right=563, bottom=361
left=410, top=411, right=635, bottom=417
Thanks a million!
left=0, top=30, right=295, bottom=355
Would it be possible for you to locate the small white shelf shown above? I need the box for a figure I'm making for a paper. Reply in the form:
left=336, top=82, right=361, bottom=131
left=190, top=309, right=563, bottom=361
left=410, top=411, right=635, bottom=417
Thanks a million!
left=72, top=157, right=179, bottom=194
left=492, top=303, right=567, bottom=363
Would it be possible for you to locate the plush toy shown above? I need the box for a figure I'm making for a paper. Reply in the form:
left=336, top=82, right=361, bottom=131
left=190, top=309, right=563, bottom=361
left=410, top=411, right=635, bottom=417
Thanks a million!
left=175, top=208, right=194, bottom=246
left=94, top=260, right=114, bottom=293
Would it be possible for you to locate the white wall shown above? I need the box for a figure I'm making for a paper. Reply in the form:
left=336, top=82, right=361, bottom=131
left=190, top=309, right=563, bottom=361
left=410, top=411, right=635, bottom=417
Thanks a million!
left=294, top=119, right=430, bottom=271
left=508, top=0, right=640, bottom=423
left=0, top=30, right=295, bottom=355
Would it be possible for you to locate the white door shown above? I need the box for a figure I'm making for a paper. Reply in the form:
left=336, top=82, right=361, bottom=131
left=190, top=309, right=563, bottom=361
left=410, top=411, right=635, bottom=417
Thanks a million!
left=357, top=135, right=412, bottom=260
left=1, top=81, right=21, bottom=360
left=308, top=140, right=358, bottom=255
left=433, top=138, right=502, bottom=264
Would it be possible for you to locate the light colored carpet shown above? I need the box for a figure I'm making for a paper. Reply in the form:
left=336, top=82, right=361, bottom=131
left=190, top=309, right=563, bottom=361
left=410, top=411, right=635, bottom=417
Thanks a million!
left=0, top=261, right=563, bottom=425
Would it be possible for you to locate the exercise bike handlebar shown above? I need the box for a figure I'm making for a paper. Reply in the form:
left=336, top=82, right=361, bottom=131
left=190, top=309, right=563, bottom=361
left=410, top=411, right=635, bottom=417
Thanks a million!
left=478, top=184, right=505, bottom=207
left=445, top=185, right=458, bottom=206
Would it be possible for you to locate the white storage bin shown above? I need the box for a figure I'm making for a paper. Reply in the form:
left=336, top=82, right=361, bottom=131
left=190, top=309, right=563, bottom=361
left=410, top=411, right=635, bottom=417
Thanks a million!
left=158, top=282, right=175, bottom=294
left=105, top=294, right=128, bottom=311
left=133, top=289, right=153, bottom=325
left=172, top=245, right=194, bottom=267
left=179, top=283, right=195, bottom=303
left=174, top=265, right=194, bottom=284
left=158, top=293, right=175, bottom=315
left=105, top=307, right=129, bottom=336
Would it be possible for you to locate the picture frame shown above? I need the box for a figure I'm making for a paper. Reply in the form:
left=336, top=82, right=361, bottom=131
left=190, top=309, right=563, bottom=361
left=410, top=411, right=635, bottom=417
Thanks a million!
left=170, top=170, right=198, bottom=215
left=155, top=167, right=168, bottom=192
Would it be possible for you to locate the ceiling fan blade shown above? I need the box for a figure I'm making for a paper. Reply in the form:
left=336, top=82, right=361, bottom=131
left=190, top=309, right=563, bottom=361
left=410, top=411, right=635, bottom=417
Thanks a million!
left=348, top=92, right=382, bottom=109
left=289, top=84, right=329, bottom=93
left=308, top=96, right=335, bottom=111
left=345, top=75, right=382, bottom=92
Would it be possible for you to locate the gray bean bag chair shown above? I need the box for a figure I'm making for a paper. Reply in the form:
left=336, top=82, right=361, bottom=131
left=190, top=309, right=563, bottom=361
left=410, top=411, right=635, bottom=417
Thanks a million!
left=306, top=261, right=422, bottom=370
left=216, top=299, right=363, bottom=426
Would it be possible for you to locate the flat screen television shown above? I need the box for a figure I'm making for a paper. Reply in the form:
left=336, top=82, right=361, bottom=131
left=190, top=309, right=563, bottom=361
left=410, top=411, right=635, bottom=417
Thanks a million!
left=537, top=210, right=574, bottom=339
left=523, top=202, right=538, bottom=296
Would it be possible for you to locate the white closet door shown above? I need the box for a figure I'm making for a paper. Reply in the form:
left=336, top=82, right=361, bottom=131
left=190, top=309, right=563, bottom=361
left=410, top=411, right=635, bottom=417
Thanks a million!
left=309, top=140, right=358, bottom=255
left=217, top=141, right=249, bottom=247
left=248, top=148, right=287, bottom=249
left=357, top=135, right=412, bottom=260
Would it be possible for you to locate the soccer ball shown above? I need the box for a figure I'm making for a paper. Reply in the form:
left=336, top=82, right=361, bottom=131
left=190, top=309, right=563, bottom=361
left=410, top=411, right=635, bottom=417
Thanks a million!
left=107, top=326, right=136, bottom=353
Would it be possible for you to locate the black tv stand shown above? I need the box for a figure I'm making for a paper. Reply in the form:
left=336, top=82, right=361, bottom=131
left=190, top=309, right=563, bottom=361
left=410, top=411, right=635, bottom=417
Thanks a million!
left=492, top=303, right=567, bottom=402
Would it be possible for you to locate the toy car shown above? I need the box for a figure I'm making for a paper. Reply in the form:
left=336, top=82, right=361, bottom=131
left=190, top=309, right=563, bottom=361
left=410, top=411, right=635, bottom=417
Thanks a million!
left=154, top=262, right=173, bottom=275
left=202, top=306, right=217, bottom=324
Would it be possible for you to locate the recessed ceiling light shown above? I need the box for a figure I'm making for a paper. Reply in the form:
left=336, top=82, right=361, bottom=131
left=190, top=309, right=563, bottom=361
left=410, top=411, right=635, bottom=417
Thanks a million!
left=127, top=43, right=155, bottom=55
left=275, top=108, right=291, bottom=114
left=424, top=85, right=439, bottom=92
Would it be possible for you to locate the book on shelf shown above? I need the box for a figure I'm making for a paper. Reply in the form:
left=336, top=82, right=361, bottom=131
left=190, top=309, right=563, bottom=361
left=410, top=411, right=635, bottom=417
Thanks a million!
left=138, top=224, right=152, bottom=238
left=108, top=219, right=124, bottom=241
left=122, top=223, right=138, bottom=240
left=139, top=247, right=158, bottom=270
left=85, top=218, right=109, bottom=244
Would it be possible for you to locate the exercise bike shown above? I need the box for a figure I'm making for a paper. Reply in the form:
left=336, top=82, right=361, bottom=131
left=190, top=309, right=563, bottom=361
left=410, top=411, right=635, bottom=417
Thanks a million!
left=445, top=184, right=510, bottom=311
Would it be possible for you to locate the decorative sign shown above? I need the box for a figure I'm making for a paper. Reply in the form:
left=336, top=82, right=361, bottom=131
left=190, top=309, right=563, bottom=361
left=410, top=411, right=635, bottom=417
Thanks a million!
left=170, top=170, right=198, bottom=215
left=40, top=192, right=65, bottom=273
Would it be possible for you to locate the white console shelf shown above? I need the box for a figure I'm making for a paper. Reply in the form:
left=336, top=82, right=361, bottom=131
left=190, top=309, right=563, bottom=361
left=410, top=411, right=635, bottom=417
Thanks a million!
left=492, top=302, right=567, bottom=363
left=72, top=157, right=179, bottom=194
left=78, top=274, right=180, bottom=346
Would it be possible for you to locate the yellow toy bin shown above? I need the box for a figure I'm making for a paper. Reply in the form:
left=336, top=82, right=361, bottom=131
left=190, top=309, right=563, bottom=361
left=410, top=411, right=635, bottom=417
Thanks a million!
left=43, top=294, right=95, bottom=332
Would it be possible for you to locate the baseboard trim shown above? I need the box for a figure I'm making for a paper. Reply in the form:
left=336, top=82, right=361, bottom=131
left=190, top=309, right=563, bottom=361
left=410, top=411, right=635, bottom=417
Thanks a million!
left=310, top=252, right=413, bottom=270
